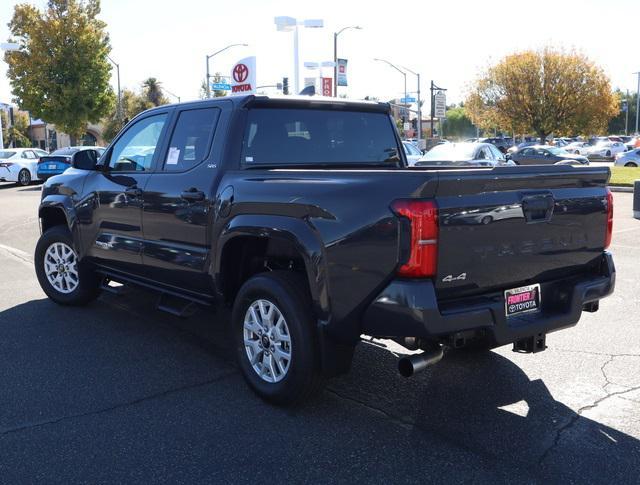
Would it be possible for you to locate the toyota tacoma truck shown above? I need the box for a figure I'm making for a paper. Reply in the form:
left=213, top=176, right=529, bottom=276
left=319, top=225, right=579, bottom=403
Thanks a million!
left=35, top=95, right=615, bottom=404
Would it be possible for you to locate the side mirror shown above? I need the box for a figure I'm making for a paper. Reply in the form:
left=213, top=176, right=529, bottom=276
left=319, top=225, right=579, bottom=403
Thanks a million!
left=73, top=150, right=98, bottom=170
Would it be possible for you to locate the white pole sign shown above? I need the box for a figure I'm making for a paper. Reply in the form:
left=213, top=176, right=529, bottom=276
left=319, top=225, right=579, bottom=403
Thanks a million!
left=434, top=91, right=447, bottom=119
left=230, top=56, right=257, bottom=95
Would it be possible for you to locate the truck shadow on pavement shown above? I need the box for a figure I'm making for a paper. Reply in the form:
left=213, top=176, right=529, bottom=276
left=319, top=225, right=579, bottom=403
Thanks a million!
left=0, top=293, right=637, bottom=483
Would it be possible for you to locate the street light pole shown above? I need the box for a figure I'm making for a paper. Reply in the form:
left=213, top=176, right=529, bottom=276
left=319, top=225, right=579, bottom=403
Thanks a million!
left=374, top=58, right=407, bottom=122
left=400, top=65, right=422, bottom=146
left=333, top=26, right=361, bottom=97
left=626, top=89, right=630, bottom=135
left=205, top=43, right=248, bottom=99
left=106, top=55, right=121, bottom=123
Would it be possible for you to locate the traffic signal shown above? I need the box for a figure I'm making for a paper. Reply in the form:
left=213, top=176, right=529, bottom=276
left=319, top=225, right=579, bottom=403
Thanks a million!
left=283, top=77, right=289, bottom=95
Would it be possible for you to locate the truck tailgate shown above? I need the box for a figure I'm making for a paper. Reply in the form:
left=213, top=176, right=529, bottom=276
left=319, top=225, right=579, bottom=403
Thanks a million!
left=433, top=166, right=610, bottom=299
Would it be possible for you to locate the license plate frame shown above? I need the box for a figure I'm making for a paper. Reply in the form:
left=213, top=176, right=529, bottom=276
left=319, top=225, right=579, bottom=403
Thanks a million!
left=505, top=284, right=541, bottom=317
left=48, top=164, right=56, bottom=169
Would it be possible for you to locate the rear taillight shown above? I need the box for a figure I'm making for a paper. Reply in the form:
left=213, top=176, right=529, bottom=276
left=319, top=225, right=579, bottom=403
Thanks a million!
left=605, top=189, right=613, bottom=249
left=391, top=199, right=438, bottom=278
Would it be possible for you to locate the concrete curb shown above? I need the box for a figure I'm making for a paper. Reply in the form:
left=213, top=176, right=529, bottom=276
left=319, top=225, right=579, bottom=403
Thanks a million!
left=609, top=186, right=634, bottom=193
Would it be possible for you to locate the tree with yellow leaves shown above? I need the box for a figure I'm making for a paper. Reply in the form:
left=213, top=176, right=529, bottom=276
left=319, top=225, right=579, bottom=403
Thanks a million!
left=466, top=48, right=618, bottom=141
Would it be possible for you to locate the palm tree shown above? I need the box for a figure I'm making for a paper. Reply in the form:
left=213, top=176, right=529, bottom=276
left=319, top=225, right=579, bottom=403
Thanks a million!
left=142, top=77, right=165, bottom=106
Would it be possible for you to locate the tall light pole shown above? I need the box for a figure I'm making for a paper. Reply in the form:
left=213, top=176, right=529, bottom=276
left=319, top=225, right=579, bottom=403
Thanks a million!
left=206, top=43, right=248, bottom=99
left=400, top=64, right=421, bottom=145
left=164, top=88, right=180, bottom=103
left=374, top=58, right=407, bottom=123
left=275, top=17, right=324, bottom=95
left=333, top=26, right=361, bottom=97
left=106, top=55, right=121, bottom=123
left=0, top=43, right=20, bottom=150
left=635, top=71, right=640, bottom=135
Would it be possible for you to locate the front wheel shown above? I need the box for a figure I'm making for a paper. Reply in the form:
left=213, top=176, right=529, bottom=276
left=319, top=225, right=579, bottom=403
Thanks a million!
left=17, top=169, right=31, bottom=186
left=606, top=150, right=611, bottom=158
left=625, top=162, right=638, bottom=167
left=232, top=271, right=324, bottom=405
left=35, top=226, right=101, bottom=305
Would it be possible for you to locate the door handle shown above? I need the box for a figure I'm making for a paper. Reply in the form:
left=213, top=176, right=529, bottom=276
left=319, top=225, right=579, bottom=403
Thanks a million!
left=125, top=186, right=143, bottom=197
left=181, top=188, right=205, bottom=202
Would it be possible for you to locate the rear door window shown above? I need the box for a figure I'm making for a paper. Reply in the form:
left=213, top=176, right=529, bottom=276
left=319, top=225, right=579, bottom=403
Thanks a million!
left=241, top=108, right=401, bottom=166
left=163, top=107, right=220, bottom=171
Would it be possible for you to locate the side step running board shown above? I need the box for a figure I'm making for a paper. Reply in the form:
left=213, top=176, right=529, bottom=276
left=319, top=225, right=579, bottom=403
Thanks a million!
left=156, top=293, right=198, bottom=318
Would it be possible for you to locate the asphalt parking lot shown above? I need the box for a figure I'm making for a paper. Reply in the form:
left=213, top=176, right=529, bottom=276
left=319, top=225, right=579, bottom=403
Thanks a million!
left=0, top=181, right=638, bottom=483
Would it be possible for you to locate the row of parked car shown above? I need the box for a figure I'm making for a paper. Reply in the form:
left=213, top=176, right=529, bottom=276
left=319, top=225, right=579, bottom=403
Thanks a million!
left=0, top=146, right=105, bottom=186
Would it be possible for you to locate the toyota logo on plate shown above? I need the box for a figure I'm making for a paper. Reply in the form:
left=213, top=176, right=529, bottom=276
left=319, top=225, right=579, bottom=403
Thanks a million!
left=233, top=63, right=249, bottom=83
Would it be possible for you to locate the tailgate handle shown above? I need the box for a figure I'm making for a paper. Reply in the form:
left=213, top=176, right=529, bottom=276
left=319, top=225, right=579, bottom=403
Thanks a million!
left=522, top=194, right=554, bottom=223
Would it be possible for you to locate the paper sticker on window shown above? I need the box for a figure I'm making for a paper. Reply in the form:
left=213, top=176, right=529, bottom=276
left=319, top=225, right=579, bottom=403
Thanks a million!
left=245, top=156, right=254, bottom=162
left=167, top=147, right=180, bottom=165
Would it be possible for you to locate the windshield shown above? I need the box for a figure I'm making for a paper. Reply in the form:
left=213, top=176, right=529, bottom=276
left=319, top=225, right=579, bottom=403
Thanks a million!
left=0, top=151, right=17, bottom=159
left=421, top=143, right=477, bottom=162
left=241, top=108, right=401, bottom=167
left=546, top=147, right=570, bottom=156
left=50, top=148, right=79, bottom=156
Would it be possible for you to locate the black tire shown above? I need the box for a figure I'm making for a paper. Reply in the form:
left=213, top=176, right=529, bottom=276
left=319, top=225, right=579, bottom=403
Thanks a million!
left=481, top=215, right=493, bottom=225
left=232, top=271, right=324, bottom=405
left=625, top=162, right=638, bottom=167
left=17, top=169, right=31, bottom=186
left=606, top=150, right=611, bottom=158
left=35, top=225, right=101, bottom=306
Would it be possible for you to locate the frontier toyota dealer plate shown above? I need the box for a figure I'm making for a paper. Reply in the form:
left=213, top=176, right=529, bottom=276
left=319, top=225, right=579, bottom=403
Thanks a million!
left=505, top=284, right=541, bottom=317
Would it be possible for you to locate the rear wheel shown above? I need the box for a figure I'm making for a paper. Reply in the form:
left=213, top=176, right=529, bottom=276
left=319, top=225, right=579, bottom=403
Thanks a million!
left=625, top=162, right=638, bottom=167
left=17, top=169, right=31, bottom=186
left=232, top=271, right=324, bottom=405
left=35, top=226, right=101, bottom=305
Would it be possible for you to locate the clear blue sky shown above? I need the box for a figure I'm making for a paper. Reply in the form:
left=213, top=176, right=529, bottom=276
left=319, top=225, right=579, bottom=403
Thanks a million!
left=2, top=0, right=639, bottom=107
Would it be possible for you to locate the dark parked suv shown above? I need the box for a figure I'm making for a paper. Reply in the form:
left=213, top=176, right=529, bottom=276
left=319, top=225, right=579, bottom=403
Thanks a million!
left=35, top=96, right=615, bottom=404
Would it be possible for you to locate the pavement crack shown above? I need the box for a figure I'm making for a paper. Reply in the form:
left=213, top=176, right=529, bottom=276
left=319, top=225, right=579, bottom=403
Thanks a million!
left=0, top=371, right=237, bottom=437
left=537, top=353, right=640, bottom=466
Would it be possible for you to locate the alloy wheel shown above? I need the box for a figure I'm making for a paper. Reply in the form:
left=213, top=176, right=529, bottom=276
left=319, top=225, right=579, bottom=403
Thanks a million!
left=243, top=299, right=292, bottom=383
left=44, top=242, right=79, bottom=294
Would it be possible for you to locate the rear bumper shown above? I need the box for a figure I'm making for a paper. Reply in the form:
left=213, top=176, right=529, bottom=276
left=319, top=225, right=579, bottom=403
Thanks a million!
left=363, top=252, right=615, bottom=347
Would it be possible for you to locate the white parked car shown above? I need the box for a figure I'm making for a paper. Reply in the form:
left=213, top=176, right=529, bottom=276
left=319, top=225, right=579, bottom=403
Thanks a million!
left=0, top=147, right=49, bottom=186
left=564, top=141, right=591, bottom=155
left=402, top=141, right=423, bottom=166
left=585, top=141, right=626, bottom=160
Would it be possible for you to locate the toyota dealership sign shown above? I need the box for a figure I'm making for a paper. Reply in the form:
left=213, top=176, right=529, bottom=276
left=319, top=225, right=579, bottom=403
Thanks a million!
left=230, top=56, right=256, bottom=95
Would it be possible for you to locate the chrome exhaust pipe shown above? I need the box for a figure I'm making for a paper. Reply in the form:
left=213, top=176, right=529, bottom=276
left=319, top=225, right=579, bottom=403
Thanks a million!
left=398, top=347, right=444, bottom=378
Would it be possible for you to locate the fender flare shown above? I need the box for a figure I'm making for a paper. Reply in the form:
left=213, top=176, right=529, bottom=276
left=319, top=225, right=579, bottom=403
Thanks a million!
left=214, top=214, right=330, bottom=322
left=38, top=195, right=82, bottom=255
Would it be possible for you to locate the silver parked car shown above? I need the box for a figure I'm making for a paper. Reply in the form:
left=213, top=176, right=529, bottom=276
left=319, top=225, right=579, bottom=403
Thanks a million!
left=415, top=142, right=515, bottom=167
left=614, top=148, right=640, bottom=167
left=402, top=141, right=423, bottom=166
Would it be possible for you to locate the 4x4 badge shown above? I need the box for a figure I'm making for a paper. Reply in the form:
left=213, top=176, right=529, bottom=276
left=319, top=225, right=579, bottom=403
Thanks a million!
left=442, top=273, right=467, bottom=283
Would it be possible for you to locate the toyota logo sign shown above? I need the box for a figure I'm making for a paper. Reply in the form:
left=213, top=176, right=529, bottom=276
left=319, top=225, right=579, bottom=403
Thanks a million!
left=233, top=63, right=249, bottom=83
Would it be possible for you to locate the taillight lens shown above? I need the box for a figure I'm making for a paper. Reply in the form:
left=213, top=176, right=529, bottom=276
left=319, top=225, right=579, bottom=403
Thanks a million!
left=391, top=199, right=438, bottom=278
left=605, top=188, right=613, bottom=249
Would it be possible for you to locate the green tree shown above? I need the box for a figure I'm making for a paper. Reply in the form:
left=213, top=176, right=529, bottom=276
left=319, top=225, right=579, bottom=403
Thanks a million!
left=466, top=48, right=618, bottom=141
left=607, top=90, right=637, bottom=135
left=102, top=88, right=153, bottom=142
left=5, top=0, right=115, bottom=142
left=1, top=110, right=31, bottom=148
left=442, top=105, right=476, bottom=139
left=142, top=77, right=168, bottom=106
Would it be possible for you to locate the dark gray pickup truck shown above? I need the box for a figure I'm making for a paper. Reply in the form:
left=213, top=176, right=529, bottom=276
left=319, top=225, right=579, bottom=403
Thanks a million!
left=35, top=95, right=615, bottom=404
